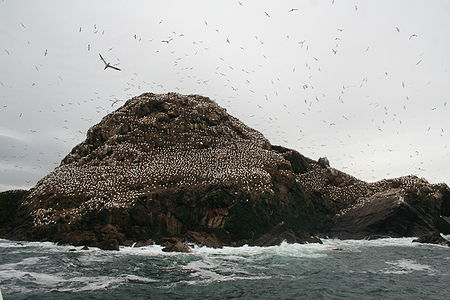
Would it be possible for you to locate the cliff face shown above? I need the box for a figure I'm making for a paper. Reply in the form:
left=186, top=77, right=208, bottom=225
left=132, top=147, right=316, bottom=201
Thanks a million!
left=1, top=92, right=449, bottom=250
left=297, top=167, right=450, bottom=238
left=3, top=93, right=322, bottom=248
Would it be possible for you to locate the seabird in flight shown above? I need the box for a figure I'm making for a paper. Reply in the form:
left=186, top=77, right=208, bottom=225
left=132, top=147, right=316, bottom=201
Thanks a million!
left=99, top=53, right=121, bottom=71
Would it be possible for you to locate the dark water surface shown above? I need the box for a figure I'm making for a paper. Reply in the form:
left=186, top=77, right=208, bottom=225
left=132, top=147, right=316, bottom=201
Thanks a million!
left=1, top=237, right=449, bottom=299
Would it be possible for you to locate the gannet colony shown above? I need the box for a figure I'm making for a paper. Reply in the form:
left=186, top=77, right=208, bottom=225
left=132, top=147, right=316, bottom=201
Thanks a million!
left=0, top=93, right=449, bottom=251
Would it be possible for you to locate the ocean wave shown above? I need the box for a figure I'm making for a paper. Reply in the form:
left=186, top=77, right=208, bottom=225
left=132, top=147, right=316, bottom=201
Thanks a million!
left=123, top=274, right=159, bottom=284
left=382, top=259, right=435, bottom=275
left=0, top=269, right=126, bottom=293
left=178, top=258, right=272, bottom=285
left=1, top=236, right=447, bottom=258
left=0, top=256, right=47, bottom=269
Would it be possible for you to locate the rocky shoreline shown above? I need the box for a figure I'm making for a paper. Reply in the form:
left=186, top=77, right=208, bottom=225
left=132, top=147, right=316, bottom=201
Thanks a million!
left=1, top=93, right=449, bottom=251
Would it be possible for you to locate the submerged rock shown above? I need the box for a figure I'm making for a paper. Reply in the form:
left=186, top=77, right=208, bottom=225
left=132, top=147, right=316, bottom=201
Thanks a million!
left=251, top=222, right=322, bottom=246
left=0, top=92, right=449, bottom=249
left=162, top=242, right=192, bottom=253
left=97, top=239, right=120, bottom=251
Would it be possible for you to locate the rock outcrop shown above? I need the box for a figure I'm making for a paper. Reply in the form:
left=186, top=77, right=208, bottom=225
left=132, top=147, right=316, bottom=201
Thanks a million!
left=298, top=166, right=450, bottom=239
left=0, top=92, right=449, bottom=251
left=412, top=232, right=450, bottom=247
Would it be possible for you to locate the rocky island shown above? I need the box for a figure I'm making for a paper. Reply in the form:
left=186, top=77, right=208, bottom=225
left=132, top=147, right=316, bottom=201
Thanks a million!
left=1, top=93, right=449, bottom=251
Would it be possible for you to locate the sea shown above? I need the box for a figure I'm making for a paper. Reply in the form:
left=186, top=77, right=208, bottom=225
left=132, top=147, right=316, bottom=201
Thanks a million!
left=1, top=237, right=449, bottom=300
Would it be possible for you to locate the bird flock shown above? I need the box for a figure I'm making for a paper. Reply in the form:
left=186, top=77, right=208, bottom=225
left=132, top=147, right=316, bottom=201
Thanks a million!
left=296, top=160, right=446, bottom=217
left=25, top=93, right=288, bottom=227
left=1, top=2, right=449, bottom=203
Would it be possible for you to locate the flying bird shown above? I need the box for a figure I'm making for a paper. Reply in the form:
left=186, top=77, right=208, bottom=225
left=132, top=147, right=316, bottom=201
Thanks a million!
left=395, top=26, right=400, bottom=32
left=99, top=53, right=121, bottom=71
left=44, top=49, right=48, bottom=56
left=110, top=99, right=122, bottom=107
left=264, top=11, right=270, bottom=17
left=161, top=38, right=173, bottom=44
left=288, top=8, right=299, bottom=12
left=409, top=34, right=418, bottom=40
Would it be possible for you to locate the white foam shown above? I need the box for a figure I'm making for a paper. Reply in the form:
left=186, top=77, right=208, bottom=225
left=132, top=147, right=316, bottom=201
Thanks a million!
left=189, top=241, right=329, bottom=259
left=59, top=276, right=125, bottom=292
left=0, top=236, right=445, bottom=260
left=383, top=259, right=435, bottom=274
left=122, top=274, right=159, bottom=284
left=1, top=256, right=47, bottom=269
left=321, top=237, right=418, bottom=250
left=0, top=269, right=65, bottom=286
left=0, top=269, right=126, bottom=293
left=180, top=258, right=271, bottom=285
left=0, top=239, right=28, bottom=248
left=118, top=244, right=167, bottom=256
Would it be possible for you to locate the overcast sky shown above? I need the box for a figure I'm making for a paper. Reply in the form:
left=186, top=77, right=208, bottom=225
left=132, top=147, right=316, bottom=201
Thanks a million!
left=1, top=0, right=449, bottom=191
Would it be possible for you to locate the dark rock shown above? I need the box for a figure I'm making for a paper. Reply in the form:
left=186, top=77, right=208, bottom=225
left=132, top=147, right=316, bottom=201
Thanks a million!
left=413, top=232, right=450, bottom=247
left=159, top=237, right=181, bottom=246
left=123, top=239, right=153, bottom=247
left=328, top=184, right=450, bottom=239
left=134, top=239, right=153, bottom=247
left=185, top=231, right=223, bottom=248
left=81, top=245, right=89, bottom=250
left=162, top=242, right=192, bottom=253
left=251, top=223, right=322, bottom=246
left=95, top=224, right=125, bottom=243
left=59, top=231, right=97, bottom=247
left=271, top=146, right=310, bottom=174
left=317, top=157, right=330, bottom=168
left=0, top=190, right=27, bottom=223
left=68, top=248, right=76, bottom=252
left=123, top=240, right=134, bottom=247
left=96, top=239, right=119, bottom=251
